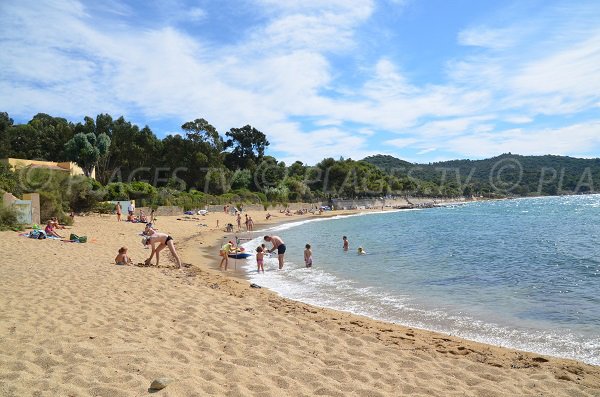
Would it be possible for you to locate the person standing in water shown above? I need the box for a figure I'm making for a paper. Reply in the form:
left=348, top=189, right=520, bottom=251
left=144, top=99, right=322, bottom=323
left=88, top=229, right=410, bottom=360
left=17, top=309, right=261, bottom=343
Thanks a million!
left=264, top=235, right=286, bottom=269
left=255, top=246, right=265, bottom=273
left=342, top=236, right=349, bottom=251
left=304, top=244, right=313, bottom=268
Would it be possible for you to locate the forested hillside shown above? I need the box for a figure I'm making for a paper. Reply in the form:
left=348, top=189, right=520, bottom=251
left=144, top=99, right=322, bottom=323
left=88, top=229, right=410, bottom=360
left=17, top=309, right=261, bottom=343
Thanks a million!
left=363, top=154, right=600, bottom=196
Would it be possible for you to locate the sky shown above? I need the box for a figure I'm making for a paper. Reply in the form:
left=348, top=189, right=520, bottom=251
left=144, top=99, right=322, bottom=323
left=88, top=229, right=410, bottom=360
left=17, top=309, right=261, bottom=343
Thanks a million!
left=1, top=0, right=600, bottom=165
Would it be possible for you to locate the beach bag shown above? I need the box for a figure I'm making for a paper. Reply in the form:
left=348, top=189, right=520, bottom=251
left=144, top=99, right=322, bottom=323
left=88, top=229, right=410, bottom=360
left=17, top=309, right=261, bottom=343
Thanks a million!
left=30, top=230, right=46, bottom=239
left=69, top=233, right=87, bottom=243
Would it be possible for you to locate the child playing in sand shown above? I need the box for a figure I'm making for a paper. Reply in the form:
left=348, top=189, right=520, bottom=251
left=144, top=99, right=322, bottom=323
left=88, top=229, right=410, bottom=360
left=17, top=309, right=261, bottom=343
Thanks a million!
left=304, top=244, right=313, bottom=268
left=115, top=247, right=133, bottom=266
left=256, top=246, right=264, bottom=273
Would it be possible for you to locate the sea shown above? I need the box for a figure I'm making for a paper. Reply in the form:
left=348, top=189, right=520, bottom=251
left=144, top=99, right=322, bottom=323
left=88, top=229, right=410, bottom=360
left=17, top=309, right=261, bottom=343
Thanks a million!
left=238, top=195, right=600, bottom=366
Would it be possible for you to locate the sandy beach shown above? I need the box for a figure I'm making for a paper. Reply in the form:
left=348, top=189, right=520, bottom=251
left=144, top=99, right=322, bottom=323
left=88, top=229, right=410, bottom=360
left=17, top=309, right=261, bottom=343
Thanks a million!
left=0, top=209, right=599, bottom=397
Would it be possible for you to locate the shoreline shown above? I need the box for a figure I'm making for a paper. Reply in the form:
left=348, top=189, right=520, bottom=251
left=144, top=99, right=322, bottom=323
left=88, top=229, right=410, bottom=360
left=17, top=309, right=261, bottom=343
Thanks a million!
left=197, top=207, right=599, bottom=367
left=1, top=209, right=599, bottom=396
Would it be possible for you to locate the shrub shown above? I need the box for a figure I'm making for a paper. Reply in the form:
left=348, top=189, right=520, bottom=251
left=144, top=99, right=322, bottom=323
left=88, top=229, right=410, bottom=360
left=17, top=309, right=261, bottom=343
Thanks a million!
left=93, top=202, right=115, bottom=214
left=0, top=206, right=22, bottom=231
left=105, top=182, right=129, bottom=200
left=127, top=181, right=156, bottom=201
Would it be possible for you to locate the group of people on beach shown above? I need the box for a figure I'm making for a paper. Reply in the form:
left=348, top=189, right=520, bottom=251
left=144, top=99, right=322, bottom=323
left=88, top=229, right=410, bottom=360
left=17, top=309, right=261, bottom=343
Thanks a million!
left=218, top=232, right=367, bottom=274
left=114, top=221, right=183, bottom=269
left=115, top=201, right=154, bottom=224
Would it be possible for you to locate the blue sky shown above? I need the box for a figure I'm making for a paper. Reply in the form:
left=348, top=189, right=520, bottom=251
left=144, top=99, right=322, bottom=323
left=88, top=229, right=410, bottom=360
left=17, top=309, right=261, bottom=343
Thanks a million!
left=1, top=0, right=600, bottom=165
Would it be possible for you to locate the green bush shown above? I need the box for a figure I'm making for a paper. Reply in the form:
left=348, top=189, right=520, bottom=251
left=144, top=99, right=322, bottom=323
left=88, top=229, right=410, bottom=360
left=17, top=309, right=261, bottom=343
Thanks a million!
left=39, top=190, right=66, bottom=222
left=66, top=176, right=106, bottom=212
left=127, top=181, right=156, bottom=201
left=93, top=201, right=116, bottom=214
left=0, top=206, right=23, bottom=231
left=105, top=182, right=129, bottom=200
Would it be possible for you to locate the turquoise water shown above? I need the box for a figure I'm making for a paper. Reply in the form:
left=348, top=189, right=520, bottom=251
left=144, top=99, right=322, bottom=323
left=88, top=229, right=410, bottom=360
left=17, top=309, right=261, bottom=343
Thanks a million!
left=242, top=195, right=600, bottom=365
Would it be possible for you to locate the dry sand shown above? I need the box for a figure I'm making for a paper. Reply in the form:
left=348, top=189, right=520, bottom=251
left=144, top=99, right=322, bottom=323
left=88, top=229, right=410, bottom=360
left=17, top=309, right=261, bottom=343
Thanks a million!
left=0, top=210, right=599, bottom=397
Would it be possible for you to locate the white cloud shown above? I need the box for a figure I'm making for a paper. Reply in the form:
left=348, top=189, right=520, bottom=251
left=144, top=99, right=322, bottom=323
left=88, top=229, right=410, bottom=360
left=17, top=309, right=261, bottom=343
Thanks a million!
left=2, top=0, right=600, bottom=165
left=458, top=26, right=518, bottom=49
left=416, top=148, right=436, bottom=155
left=446, top=121, right=600, bottom=158
left=385, top=138, right=418, bottom=148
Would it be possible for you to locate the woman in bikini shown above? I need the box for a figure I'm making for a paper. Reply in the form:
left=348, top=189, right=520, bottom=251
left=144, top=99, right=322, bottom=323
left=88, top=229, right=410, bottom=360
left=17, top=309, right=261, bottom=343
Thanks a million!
left=143, top=230, right=182, bottom=268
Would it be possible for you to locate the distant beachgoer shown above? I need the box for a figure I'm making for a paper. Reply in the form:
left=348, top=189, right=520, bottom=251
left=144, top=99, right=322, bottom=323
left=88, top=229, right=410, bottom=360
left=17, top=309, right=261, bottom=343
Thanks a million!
left=247, top=216, right=254, bottom=231
left=266, top=213, right=272, bottom=220
left=237, top=213, right=242, bottom=230
left=244, top=214, right=249, bottom=231
left=143, top=222, right=155, bottom=236
left=45, top=221, right=63, bottom=238
left=256, top=246, right=265, bottom=273
left=128, top=201, right=135, bottom=217
left=143, top=231, right=182, bottom=268
left=220, top=240, right=234, bottom=270
left=150, top=208, right=156, bottom=223
left=304, top=244, right=313, bottom=268
left=343, top=236, right=349, bottom=251
left=51, top=217, right=65, bottom=229
left=116, top=202, right=122, bottom=222
left=264, top=235, right=286, bottom=269
left=115, top=247, right=132, bottom=266
left=357, top=247, right=366, bottom=255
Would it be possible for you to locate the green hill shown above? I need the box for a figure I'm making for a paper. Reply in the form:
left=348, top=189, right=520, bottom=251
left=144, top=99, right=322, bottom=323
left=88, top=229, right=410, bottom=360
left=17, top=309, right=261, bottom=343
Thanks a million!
left=362, top=153, right=600, bottom=196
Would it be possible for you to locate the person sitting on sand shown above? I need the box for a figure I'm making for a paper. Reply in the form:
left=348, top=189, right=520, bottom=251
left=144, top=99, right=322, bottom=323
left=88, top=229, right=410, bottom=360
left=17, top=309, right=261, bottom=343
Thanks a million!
left=304, top=244, right=313, bottom=268
left=219, top=240, right=235, bottom=270
left=45, top=220, right=63, bottom=238
left=51, top=217, right=66, bottom=229
left=256, top=246, right=264, bottom=273
left=143, top=230, right=182, bottom=269
left=266, top=212, right=272, bottom=220
left=139, top=210, right=147, bottom=223
left=143, top=222, right=155, bottom=236
left=357, top=247, right=366, bottom=255
left=115, top=247, right=133, bottom=266
left=264, top=235, right=286, bottom=269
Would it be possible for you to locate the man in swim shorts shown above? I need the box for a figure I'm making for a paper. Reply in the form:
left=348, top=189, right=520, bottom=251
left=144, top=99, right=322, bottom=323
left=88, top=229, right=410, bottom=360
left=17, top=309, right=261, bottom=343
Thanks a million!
left=264, top=235, right=286, bottom=269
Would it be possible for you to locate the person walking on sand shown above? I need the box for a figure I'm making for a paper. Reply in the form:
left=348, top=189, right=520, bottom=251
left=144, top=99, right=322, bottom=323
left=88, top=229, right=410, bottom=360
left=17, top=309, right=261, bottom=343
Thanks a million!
left=264, top=235, right=286, bottom=269
left=115, top=202, right=122, bottom=222
left=304, top=244, right=313, bottom=268
left=143, top=230, right=182, bottom=269
left=343, top=236, right=349, bottom=251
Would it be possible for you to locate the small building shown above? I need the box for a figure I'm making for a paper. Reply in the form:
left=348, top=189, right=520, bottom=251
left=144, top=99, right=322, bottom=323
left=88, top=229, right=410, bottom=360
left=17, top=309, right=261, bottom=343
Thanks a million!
left=0, top=158, right=95, bottom=179
left=3, top=192, right=40, bottom=225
